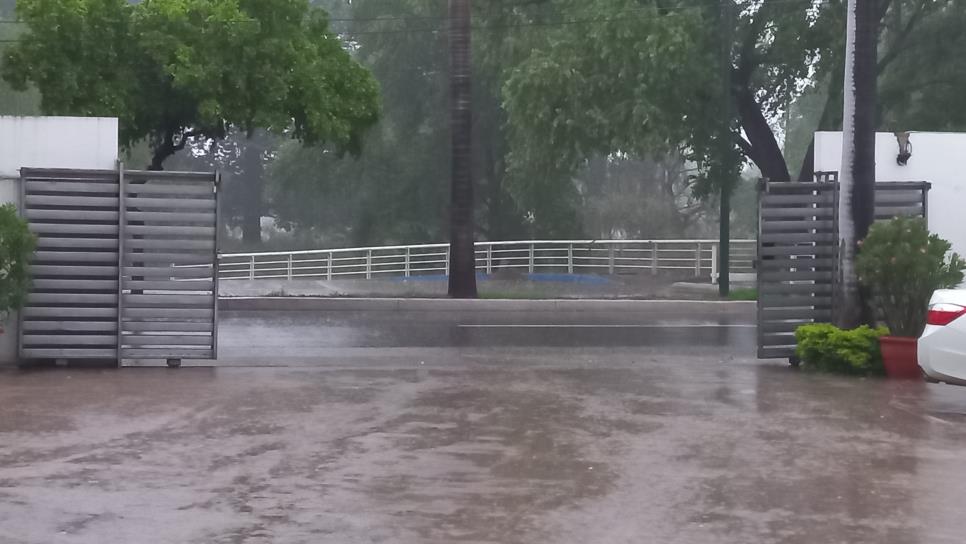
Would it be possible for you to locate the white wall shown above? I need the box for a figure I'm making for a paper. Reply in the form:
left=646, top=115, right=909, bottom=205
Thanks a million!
left=0, top=116, right=119, bottom=365
left=0, top=116, right=118, bottom=176
left=814, top=131, right=966, bottom=259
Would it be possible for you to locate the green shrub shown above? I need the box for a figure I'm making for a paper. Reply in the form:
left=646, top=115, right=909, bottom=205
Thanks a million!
left=855, top=217, right=966, bottom=337
left=795, top=323, right=889, bottom=376
left=0, top=204, right=35, bottom=321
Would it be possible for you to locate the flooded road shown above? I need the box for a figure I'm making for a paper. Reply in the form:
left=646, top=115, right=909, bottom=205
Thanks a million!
left=2, top=303, right=966, bottom=543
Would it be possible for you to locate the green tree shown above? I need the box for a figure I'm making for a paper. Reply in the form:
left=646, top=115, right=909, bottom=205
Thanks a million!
left=2, top=0, right=380, bottom=170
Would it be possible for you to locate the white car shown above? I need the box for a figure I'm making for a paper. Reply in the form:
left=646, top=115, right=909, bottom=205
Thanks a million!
left=919, top=289, right=966, bottom=384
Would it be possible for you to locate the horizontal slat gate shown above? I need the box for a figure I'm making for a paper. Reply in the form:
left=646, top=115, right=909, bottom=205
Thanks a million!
left=757, top=181, right=838, bottom=359
left=19, top=167, right=219, bottom=365
left=757, top=174, right=930, bottom=359
left=119, top=170, right=219, bottom=362
left=20, top=169, right=121, bottom=360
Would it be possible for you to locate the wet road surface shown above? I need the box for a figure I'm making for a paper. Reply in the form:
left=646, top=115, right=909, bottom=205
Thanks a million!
left=214, top=301, right=758, bottom=364
left=3, top=303, right=966, bottom=543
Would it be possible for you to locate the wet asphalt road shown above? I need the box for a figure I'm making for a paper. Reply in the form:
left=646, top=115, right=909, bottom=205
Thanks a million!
left=214, top=301, right=758, bottom=364
left=4, top=302, right=966, bottom=543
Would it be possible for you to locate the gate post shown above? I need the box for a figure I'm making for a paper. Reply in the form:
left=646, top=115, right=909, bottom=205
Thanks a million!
left=695, top=242, right=702, bottom=277
left=711, top=242, right=719, bottom=284
left=115, top=162, right=126, bottom=367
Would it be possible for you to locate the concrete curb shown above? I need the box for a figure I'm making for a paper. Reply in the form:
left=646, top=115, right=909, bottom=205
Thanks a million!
left=220, top=296, right=755, bottom=312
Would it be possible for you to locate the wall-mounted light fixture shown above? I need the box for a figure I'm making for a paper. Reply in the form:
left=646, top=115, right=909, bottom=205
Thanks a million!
left=895, top=131, right=912, bottom=166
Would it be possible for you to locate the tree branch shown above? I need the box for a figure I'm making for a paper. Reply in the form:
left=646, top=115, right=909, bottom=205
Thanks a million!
left=877, top=0, right=930, bottom=73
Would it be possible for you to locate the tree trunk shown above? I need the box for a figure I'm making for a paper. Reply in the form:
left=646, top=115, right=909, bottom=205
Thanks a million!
left=239, top=138, right=265, bottom=246
left=837, top=0, right=878, bottom=329
left=447, top=0, right=477, bottom=298
left=735, top=87, right=791, bottom=183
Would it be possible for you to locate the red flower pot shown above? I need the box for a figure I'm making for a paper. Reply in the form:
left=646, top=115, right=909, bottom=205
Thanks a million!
left=879, top=336, right=921, bottom=379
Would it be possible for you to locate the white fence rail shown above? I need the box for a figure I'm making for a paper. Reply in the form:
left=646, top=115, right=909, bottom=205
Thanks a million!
left=216, top=239, right=756, bottom=282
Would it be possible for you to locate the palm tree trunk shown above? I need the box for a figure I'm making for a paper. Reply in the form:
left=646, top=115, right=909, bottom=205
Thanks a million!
left=837, top=0, right=877, bottom=328
left=447, top=0, right=477, bottom=298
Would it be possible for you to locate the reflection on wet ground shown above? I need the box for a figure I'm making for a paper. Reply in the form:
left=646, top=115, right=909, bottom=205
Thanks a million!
left=3, top=348, right=966, bottom=543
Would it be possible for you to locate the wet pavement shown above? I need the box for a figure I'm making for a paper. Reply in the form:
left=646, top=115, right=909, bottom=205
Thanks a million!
left=213, top=301, right=758, bottom=364
left=3, top=304, right=966, bottom=543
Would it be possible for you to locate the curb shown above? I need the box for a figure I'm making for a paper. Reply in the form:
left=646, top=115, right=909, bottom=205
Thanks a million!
left=219, top=297, right=755, bottom=313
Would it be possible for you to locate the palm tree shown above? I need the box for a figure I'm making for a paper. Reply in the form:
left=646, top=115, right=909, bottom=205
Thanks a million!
left=447, top=0, right=478, bottom=298
left=837, top=0, right=877, bottom=327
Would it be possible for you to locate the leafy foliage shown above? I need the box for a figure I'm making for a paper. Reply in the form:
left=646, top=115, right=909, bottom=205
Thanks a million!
left=795, top=323, right=889, bottom=376
left=856, top=217, right=966, bottom=337
left=2, top=0, right=380, bottom=169
left=0, top=204, right=35, bottom=321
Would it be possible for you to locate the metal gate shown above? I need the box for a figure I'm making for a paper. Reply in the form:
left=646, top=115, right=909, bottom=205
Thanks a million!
left=19, top=166, right=220, bottom=366
left=757, top=174, right=930, bottom=359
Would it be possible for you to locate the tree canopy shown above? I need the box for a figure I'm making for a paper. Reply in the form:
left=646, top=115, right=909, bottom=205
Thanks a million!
left=2, top=0, right=380, bottom=169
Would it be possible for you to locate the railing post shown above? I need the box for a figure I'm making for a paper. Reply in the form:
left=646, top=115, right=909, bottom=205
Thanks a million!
left=486, top=244, right=492, bottom=274
left=287, top=254, right=293, bottom=280
left=249, top=255, right=255, bottom=280
left=405, top=247, right=411, bottom=278
left=711, top=242, right=719, bottom=284
left=327, top=252, right=333, bottom=281
left=366, top=249, right=372, bottom=279
left=608, top=244, right=615, bottom=275
left=445, top=246, right=451, bottom=276
left=567, top=243, right=574, bottom=274
left=695, top=242, right=702, bottom=277
left=651, top=241, right=658, bottom=275
left=529, top=243, right=535, bottom=273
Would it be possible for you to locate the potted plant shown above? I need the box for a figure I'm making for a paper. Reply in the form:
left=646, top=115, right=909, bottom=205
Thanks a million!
left=0, top=203, right=35, bottom=335
left=855, top=217, right=966, bottom=379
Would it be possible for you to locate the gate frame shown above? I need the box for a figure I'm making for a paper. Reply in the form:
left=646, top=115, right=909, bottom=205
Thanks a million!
left=18, top=165, right=220, bottom=367
left=756, top=174, right=931, bottom=360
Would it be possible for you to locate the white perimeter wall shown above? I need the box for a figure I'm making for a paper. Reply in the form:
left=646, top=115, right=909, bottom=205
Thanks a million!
left=814, top=131, right=966, bottom=260
left=0, top=116, right=119, bottom=365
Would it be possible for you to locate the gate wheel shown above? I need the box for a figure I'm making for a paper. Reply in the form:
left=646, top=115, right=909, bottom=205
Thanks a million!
left=166, top=358, right=182, bottom=368
left=788, top=356, right=801, bottom=367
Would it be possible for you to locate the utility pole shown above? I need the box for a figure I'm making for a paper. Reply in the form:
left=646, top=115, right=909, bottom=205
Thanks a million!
left=836, top=0, right=877, bottom=328
left=447, top=0, right=478, bottom=298
left=718, top=0, right=734, bottom=297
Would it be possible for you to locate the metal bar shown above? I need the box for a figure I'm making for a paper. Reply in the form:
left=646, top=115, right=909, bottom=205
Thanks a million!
left=528, top=244, right=535, bottom=273
left=124, top=170, right=217, bottom=182
left=711, top=242, right=719, bottom=284
left=695, top=242, right=702, bottom=277
left=366, top=249, right=372, bottom=280
left=17, top=168, right=26, bottom=361
left=567, top=244, right=574, bottom=274
left=116, top=163, right=127, bottom=367
left=327, top=252, right=333, bottom=280
left=212, top=171, right=222, bottom=361
left=287, top=254, right=293, bottom=280
left=405, top=247, right=411, bottom=278
left=249, top=255, right=255, bottom=280
left=25, top=181, right=120, bottom=194
left=123, top=196, right=217, bottom=210
left=121, top=348, right=214, bottom=359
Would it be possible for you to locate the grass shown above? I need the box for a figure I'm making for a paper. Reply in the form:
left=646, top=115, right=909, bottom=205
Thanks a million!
left=726, top=288, right=758, bottom=301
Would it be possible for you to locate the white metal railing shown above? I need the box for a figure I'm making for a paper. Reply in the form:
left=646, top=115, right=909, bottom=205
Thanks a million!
left=215, top=239, right=757, bottom=282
